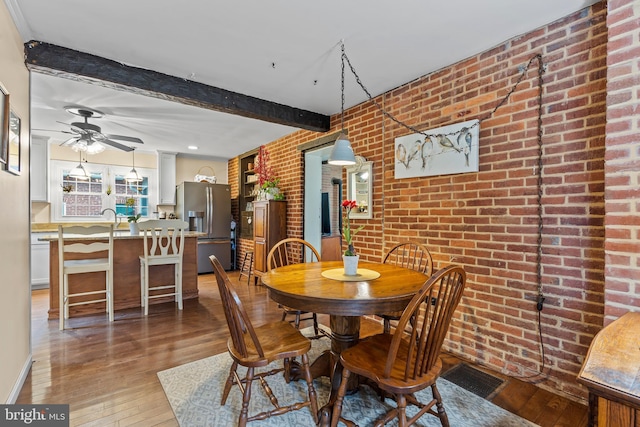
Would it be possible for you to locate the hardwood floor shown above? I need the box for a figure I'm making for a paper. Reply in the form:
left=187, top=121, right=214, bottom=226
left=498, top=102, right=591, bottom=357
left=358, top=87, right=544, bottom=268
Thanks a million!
left=18, top=271, right=588, bottom=426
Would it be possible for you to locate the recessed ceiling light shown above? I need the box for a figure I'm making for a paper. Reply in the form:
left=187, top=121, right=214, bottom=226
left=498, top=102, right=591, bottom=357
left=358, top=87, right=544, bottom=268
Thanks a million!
left=187, top=145, right=198, bottom=150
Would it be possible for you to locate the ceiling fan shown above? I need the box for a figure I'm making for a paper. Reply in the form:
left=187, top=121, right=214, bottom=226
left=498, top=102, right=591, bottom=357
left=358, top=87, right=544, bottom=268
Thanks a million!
left=55, top=107, right=144, bottom=153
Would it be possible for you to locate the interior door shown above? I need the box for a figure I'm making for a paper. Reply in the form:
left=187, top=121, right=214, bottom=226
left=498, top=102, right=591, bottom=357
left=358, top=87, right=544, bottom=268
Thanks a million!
left=304, top=149, right=325, bottom=254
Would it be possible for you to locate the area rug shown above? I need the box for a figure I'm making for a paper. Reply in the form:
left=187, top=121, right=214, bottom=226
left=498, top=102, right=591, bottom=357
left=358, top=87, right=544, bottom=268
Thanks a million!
left=158, top=330, right=538, bottom=427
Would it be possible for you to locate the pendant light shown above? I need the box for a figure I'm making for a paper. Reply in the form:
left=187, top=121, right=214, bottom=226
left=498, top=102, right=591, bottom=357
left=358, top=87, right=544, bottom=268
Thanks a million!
left=329, top=41, right=356, bottom=166
left=69, top=151, right=89, bottom=180
left=125, top=148, right=142, bottom=183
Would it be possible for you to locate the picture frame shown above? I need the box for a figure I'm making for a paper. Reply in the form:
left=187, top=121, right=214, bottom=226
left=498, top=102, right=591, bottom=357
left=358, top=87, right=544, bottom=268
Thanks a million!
left=394, top=119, right=480, bottom=179
left=8, top=110, right=20, bottom=175
left=0, top=82, right=8, bottom=166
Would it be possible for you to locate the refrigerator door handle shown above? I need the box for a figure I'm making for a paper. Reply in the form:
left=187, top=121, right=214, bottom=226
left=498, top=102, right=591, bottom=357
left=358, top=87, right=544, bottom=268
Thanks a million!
left=205, top=187, right=211, bottom=236
left=206, top=186, right=214, bottom=236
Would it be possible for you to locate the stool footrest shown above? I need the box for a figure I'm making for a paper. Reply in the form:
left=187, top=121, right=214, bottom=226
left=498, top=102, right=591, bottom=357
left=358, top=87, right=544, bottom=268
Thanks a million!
left=68, top=297, right=108, bottom=307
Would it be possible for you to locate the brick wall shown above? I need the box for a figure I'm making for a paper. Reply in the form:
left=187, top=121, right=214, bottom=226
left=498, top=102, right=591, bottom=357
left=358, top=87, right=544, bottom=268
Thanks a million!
left=604, top=0, right=640, bottom=323
left=232, top=3, right=607, bottom=400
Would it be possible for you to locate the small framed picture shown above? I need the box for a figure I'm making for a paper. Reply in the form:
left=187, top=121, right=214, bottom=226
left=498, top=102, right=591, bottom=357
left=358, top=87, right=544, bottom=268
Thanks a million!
left=0, top=82, right=8, bottom=166
left=8, top=110, right=20, bottom=175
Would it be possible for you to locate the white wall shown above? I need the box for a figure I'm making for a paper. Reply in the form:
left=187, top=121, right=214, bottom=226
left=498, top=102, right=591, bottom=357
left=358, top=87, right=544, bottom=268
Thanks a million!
left=0, top=0, right=32, bottom=403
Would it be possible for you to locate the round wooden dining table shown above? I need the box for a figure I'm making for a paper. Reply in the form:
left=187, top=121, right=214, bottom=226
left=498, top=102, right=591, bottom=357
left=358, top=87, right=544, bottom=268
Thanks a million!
left=261, top=260, right=429, bottom=427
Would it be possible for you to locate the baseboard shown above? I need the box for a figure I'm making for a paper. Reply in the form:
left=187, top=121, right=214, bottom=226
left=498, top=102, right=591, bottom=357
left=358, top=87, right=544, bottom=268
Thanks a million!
left=5, top=353, right=32, bottom=404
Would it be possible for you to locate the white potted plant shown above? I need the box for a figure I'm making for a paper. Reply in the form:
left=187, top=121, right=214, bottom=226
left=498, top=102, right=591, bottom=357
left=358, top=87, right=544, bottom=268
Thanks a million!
left=126, top=197, right=141, bottom=235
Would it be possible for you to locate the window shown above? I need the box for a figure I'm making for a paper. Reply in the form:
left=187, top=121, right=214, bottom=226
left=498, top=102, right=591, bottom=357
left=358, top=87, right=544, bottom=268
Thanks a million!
left=114, top=174, right=150, bottom=219
left=61, top=170, right=104, bottom=217
left=51, top=160, right=156, bottom=222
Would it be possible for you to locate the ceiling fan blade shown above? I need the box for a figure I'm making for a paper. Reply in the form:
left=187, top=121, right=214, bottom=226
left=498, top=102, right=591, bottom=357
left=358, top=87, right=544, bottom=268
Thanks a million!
left=105, top=134, right=144, bottom=144
left=33, top=128, right=75, bottom=135
left=60, top=137, right=79, bottom=146
left=102, top=138, right=134, bottom=152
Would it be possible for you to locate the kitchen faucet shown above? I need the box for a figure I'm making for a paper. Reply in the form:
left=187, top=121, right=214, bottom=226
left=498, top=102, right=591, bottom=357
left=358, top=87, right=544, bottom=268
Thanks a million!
left=100, top=208, right=121, bottom=225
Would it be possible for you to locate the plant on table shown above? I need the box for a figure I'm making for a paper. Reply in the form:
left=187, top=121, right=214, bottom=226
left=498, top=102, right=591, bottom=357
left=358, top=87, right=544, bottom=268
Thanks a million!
left=342, top=200, right=365, bottom=256
left=125, top=197, right=141, bottom=223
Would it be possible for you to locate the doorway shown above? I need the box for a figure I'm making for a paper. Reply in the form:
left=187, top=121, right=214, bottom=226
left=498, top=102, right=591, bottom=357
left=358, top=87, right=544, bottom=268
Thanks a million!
left=304, top=146, right=343, bottom=259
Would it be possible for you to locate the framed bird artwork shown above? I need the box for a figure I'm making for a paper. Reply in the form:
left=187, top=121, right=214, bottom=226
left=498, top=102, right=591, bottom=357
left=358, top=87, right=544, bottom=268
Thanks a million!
left=394, top=119, right=479, bottom=179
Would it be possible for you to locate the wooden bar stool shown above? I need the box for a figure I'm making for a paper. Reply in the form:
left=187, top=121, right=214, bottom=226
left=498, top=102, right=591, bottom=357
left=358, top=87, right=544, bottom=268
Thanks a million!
left=58, top=224, right=114, bottom=330
left=238, top=250, right=253, bottom=285
left=139, top=219, right=189, bottom=315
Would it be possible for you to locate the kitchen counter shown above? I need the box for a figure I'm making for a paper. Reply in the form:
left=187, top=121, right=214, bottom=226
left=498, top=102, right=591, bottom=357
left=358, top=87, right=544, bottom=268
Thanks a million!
left=38, top=230, right=204, bottom=241
left=32, top=221, right=131, bottom=232
left=45, top=230, right=201, bottom=319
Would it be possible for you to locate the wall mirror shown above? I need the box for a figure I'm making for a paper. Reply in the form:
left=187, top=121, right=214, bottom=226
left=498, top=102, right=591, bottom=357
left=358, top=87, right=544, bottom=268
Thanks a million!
left=346, top=160, right=372, bottom=219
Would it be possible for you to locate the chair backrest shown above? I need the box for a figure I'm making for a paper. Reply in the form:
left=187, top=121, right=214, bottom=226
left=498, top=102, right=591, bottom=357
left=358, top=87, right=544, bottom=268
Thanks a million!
left=383, top=242, right=433, bottom=276
left=139, top=219, right=189, bottom=259
left=266, top=238, right=321, bottom=271
left=210, top=255, right=264, bottom=358
left=58, top=224, right=114, bottom=263
left=384, top=265, right=466, bottom=380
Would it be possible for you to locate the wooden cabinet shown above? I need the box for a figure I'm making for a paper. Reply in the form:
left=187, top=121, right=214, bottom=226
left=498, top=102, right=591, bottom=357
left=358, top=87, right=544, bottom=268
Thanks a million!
left=253, top=200, right=286, bottom=284
left=157, top=151, right=177, bottom=205
left=578, top=312, right=640, bottom=427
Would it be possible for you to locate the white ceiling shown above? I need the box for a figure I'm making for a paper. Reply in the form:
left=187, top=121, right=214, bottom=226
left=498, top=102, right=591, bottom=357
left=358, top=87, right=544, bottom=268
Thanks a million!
left=5, top=0, right=599, bottom=159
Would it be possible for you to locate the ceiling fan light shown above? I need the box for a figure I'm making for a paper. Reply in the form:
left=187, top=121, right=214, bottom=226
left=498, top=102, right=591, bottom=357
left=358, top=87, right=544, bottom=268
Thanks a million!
left=328, top=134, right=356, bottom=166
left=86, top=141, right=106, bottom=154
left=69, top=163, right=89, bottom=180
left=71, top=140, right=88, bottom=152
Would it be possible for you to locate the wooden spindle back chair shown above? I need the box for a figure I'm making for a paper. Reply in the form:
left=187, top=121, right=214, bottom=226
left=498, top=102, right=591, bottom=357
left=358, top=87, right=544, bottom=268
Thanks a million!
left=379, top=242, right=434, bottom=333
left=267, top=238, right=325, bottom=338
left=332, top=265, right=466, bottom=427
left=210, top=255, right=319, bottom=427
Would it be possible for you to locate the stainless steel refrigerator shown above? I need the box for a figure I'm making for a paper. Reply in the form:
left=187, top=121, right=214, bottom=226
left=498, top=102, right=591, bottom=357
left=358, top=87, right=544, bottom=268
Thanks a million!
left=176, top=182, right=232, bottom=273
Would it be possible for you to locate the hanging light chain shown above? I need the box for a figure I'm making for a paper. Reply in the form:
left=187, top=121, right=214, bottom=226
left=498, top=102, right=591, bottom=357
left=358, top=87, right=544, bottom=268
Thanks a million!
left=341, top=41, right=543, bottom=140
left=341, top=43, right=346, bottom=131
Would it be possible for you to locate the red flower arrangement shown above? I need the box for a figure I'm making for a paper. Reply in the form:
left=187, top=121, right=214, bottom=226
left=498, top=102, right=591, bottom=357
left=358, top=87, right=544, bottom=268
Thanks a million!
left=342, top=200, right=365, bottom=256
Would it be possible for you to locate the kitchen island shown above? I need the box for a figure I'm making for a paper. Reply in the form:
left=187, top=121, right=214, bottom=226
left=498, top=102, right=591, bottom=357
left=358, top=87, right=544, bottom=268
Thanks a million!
left=40, top=230, right=202, bottom=319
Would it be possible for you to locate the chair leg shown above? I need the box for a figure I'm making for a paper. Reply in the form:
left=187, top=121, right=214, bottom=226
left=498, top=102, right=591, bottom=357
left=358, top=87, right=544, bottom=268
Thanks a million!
left=331, top=368, right=351, bottom=427
left=107, top=269, right=114, bottom=322
left=383, top=317, right=391, bottom=334
left=300, top=353, right=319, bottom=424
left=312, top=313, right=320, bottom=336
left=396, top=394, right=407, bottom=427
left=431, top=383, right=450, bottom=427
left=283, top=358, right=291, bottom=384
left=143, top=263, right=150, bottom=316
left=140, top=260, right=145, bottom=309
left=176, top=262, right=183, bottom=310
left=238, top=367, right=254, bottom=427
left=221, top=361, right=237, bottom=405
left=247, top=255, right=253, bottom=285
left=59, top=274, right=67, bottom=330
left=294, top=313, right=301, bottom=329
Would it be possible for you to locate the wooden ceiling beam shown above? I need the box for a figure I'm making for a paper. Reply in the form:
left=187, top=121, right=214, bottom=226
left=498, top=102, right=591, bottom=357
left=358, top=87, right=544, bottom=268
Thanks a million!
left=24, top=40, right=331, bottom=133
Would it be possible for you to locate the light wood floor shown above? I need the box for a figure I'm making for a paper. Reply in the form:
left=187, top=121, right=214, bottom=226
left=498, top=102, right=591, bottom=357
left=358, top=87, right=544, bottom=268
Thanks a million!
left=17, top=271, right=588, bottom=426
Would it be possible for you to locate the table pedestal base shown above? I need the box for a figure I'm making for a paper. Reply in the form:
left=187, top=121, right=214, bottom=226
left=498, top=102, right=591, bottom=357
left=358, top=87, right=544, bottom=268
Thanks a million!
left=298, top=316, right=362, bottom=426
